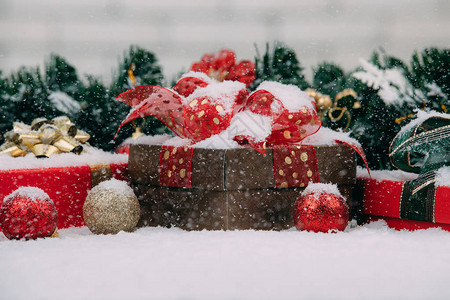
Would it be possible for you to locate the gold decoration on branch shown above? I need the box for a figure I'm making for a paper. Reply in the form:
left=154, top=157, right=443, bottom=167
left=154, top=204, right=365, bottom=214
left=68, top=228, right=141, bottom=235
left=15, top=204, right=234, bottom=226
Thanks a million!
left=307, top=89, right=333, bottom=120
left=328, top=89, right=359, bottom=132
left=128, top=63, right=137, bottom=87
left=126, top=66, right=147, bottom=141
left=395, top=113, right=415, bottom=125
left=0, top=116, right=91, bottom=158
left=307, top=88, right=360, bottom=131
left=394, top=102, right=428, bottom=125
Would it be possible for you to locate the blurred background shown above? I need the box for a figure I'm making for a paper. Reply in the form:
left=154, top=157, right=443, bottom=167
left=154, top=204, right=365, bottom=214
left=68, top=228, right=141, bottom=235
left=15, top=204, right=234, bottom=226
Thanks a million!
left=0, top=0, right=449, bottom=83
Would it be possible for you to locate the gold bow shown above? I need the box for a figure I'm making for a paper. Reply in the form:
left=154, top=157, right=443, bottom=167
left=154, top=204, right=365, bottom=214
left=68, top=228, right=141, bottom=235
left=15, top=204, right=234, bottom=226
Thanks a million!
left=0, top=116, right=91, bottom=158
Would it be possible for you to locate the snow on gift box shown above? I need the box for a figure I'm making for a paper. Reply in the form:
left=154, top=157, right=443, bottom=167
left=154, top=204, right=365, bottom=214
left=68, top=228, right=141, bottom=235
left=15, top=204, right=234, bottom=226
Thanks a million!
left=116, top=72, right=366, bottom=230
left=0, top=117, right=128, bottom=230
left=355, top=110, right=450, bottom=231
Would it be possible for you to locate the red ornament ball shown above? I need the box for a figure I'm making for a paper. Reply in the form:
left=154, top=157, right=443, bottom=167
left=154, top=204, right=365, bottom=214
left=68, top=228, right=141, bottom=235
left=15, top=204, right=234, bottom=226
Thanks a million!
left=0, top=187, right=57, bottom=240
left=293, top=187, right=349, bottom=233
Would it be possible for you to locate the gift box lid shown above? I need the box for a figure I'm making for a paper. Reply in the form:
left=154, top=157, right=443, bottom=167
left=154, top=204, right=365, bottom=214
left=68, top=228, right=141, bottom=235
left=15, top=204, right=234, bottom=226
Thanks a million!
left=129, top=143, right=356, bottom=191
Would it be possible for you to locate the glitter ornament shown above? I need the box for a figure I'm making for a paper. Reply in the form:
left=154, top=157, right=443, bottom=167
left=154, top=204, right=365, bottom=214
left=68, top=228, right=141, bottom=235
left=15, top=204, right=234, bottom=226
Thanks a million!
left=293, top=184, right=348, bottom=233
left=83, top=179, right=140, bottom=234
left=0, top=187, right=58, bottom=240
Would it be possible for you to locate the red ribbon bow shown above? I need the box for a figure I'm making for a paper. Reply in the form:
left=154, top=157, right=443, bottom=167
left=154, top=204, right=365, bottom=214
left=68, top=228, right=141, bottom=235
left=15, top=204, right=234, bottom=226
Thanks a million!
left=190, top=49, right=256, bottom=87
left=116, top=73, right=321, bottom=152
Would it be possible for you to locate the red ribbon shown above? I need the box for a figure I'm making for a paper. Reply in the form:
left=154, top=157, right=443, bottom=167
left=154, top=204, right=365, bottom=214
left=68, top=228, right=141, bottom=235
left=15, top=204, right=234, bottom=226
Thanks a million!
left=190, top=49, right=256, bottom=87
left=158, top=145, right=194, bottom=188
left=335, top=140, right=371, bottom=177
left=273, top=145, right=320, bottom=188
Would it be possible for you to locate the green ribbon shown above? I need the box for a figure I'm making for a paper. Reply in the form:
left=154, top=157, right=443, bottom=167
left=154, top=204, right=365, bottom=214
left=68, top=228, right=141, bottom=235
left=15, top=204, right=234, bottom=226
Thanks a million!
left=389, top=115, right=450, bottom=222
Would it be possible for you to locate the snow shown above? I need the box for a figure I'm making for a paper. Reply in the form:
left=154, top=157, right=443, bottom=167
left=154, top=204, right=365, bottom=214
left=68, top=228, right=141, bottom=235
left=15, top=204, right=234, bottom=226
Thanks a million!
left=129, top=134, right=173, bottom=145
left=256, top=81, right=316, bottom=112
left=193, top=111, right=272, bottom=149
left=192, top=131, right=240, bottom=149
left=426, top=82, right=448, bottom=101
left=48, top=91, right=81, bottom=114
left=0, top=148, right=128, bottom=171
left=179, top=71, right=216, bottom=84
left=133, top=123, right=360, bottom=150
left=357, top=167, right=418, bottom=181
left=396, top=109, right=450, bottom=136
left=1, top=223, right=450, bottom=299
left=357, top=166, right=450, bottom=187
left=436, top=167, right=450, bottom=187
left=162, top=136, right=191, bottom=147
left=94, top=178, right=133, bottom=195
left=352, top=59, right=425, bottom=106
left=227, top=111, right=272, bottom=142
left=302, top=183, right=343, bottom=198
left=3, top=186, right=50, bottom=203
left=299, top=126, right=360, bottom=146
left=185, top=80, right=246, bottom=114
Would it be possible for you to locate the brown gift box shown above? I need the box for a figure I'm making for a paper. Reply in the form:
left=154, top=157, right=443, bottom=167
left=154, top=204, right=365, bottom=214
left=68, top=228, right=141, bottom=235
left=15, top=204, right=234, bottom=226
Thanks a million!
left=130, top=144, right=356, bottom=230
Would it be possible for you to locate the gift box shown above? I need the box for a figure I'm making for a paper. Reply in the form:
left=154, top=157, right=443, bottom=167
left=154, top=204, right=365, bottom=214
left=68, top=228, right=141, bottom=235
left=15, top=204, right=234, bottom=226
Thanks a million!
left=0, top=153, right=128, bottom=229
left=130, top=143, right=356, bottom=230
left=366, top=216, right=450, bottom=232
left=356, top=169, right=450, bottom=231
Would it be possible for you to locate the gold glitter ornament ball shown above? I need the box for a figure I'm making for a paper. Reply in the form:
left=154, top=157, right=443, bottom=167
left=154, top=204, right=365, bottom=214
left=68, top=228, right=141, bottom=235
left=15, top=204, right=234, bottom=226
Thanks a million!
left=83, top=179, right=140, bottom=234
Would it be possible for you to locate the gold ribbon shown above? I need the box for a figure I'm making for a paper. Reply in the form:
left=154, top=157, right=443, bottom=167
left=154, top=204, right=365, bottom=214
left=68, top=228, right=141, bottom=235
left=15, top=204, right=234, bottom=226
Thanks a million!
left=0, top=116, right=91, bottom=158
left=329, top=89, right=359, bottom=132
left=89, top=164, right=113, bottom=187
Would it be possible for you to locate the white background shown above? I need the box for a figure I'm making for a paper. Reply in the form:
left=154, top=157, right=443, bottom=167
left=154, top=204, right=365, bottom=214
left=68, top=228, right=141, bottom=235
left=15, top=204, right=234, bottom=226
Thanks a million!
left=0, top=0, right=449, bottom=83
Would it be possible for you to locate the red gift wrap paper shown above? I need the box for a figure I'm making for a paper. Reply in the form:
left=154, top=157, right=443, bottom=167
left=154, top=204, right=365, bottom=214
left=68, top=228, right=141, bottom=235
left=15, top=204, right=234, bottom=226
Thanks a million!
left=360, top=177, right=450, bottom=230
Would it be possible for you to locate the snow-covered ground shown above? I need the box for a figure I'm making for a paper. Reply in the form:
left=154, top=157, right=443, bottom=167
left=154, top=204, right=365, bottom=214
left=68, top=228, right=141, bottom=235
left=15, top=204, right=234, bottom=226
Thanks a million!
left=1, top=222, right=450, bottom=300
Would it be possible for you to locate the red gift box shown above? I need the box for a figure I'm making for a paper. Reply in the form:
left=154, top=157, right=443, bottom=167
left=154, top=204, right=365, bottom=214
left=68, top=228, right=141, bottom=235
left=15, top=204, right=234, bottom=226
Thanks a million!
left=358, top=173, right=450, bottom=231
left=0, top=159, right=128, bottom=229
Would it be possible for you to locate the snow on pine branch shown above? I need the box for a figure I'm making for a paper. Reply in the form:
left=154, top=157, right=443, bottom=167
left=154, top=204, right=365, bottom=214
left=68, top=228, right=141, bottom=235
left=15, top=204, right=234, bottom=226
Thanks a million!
left=426, top=82, right=448, bottom=101
left=48, top=91, right=81, bottom=114
left=352, top=59, right=425, bottom=107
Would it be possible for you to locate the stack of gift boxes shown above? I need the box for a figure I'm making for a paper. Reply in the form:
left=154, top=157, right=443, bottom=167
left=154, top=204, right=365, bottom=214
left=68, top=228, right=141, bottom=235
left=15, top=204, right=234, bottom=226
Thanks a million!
left=1, top=48, right=448, bottom=233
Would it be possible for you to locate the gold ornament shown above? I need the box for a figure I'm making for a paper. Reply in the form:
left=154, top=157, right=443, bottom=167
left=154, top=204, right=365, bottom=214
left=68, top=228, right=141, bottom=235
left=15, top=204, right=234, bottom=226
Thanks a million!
left=83, top=179, right=140, bottom=235
left=307, top=88, right=359, bottom=131
left=316, top=95, right=333, bottom=111
left=307, top=89, right=332, bottom=120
